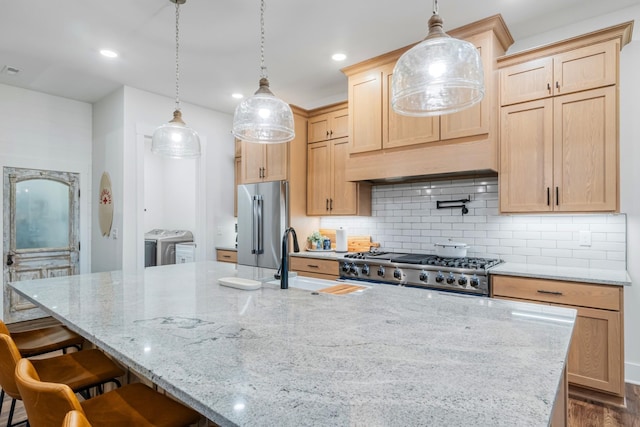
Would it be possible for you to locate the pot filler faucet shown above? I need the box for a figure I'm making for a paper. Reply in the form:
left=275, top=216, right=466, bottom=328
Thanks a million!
left=279, top=227, right=300, bottom=289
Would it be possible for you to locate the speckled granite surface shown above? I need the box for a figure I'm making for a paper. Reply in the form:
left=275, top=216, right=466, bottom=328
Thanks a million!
left=10, top=261, right=575, bottom=427
left=490, top=262, right=631, bottom=286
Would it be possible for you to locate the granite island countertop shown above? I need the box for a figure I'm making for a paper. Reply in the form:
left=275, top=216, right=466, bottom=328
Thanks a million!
left=10, top=261, right=575, bottom=427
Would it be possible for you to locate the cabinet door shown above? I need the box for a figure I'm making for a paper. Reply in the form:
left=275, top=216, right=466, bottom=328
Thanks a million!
left=241, top=141, right=264, bottom=184
left=553, top=87, right=617, bottom=212
left=308, top=113, right=330, bottom=143
left=568, top=306, right=623, bottom=396
left=264, top=143, right=288, bottom=181
left=553, top=40, right=618, bottom=96
left=382, top=62, right=439, bottom=149
left=500, top=57, right=553, bottom=106
left=441, top=32, right=491, bottom=140
left=499, top=99, right=554, bottom=212
left=349, top=69, right=383, bottom=153
left=330, top=138, right=357, bottom=215
left=307, top=142, right=331, bottom=215
left=330, top=108, right=349, bottom=139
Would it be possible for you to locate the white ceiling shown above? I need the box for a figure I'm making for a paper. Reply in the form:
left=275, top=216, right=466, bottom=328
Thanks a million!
left=1, top=0, right=639, bottom=114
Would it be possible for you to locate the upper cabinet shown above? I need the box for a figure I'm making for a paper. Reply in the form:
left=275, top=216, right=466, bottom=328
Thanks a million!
left=240, top=140, right=288, bottom=184
left=342, top=15, right=514, bottom=181
left=498, top=22, right=633, bottom=213
left=307, top=103, right=372, bottom=216
left=500, top=39, right=619, bottom=106
left=308, top=106, right=349, bottom=143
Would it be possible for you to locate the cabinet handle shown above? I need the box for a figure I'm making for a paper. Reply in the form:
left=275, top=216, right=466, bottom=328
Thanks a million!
left=326, top=199, right=329, bottom=211
left=547, top=83, right=551, bottom=92
left=330, top=130, right=333, bottom=137
left=326, top=131, right=330, bottom=138
left=555, top=186, right=559, bottom=206
left=537, top=289, right=563, bottom=296
left=546, top=187, right=550, bottom=206
left=555, top=81, right=560, bottom=90
left=330, top=198, right=333, bottom=210
left=307, top=264, right=320, bottom=268
left=223, top=255, right=231, bottom=258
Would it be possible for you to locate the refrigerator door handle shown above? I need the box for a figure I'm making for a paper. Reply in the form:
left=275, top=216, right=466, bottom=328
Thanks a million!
left=256, top=195, right=264, bottom=254
left=251, top=196, right=258, bottom=254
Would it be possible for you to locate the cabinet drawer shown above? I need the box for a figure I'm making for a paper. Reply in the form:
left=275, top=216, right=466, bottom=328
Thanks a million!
left=216, top=249, right=237, bottom=263
left=290, top=257, right=338, bottom=276
left=492, top=275, right=620, bottom=311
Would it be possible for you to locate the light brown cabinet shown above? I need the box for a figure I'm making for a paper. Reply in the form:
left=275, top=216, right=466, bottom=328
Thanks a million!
left=500, top=40, right=618, bottom=106
left=492, top=275, right=624, bottom=398
left=307, top=138, right=371, bottom=216
left=308, top=107, right=348, bottom=143
left=290, top=256, right=339, bottom=280
left=498, top=24, right=632, bottom=213
left=240, top=140, right=288, bottom=184
left=216, top=249, right=237, bottom=263
left=500, top=86, right=617, bottom=212
left=342, top=15, right=513, bottom=181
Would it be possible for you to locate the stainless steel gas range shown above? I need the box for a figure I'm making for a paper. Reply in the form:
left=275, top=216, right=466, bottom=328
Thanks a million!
left=339, top=251, right=503, bottom=296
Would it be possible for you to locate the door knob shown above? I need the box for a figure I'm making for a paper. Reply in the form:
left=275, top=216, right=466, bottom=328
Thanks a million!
left=6, top=254, right=13, bottom=266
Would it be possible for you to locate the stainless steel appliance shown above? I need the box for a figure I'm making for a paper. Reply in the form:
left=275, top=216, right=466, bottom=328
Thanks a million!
left=144, top=229, right=194, bottom=267
left=237, top=181, right=288, bottom=270
left=339, top=251, right=502, bottom=296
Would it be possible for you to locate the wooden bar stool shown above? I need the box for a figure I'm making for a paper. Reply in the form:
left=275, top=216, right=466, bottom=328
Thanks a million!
left=0, top=334, right=124, bottom=426
left=63, top=411, right=92, bottom=427
left=16, top=358, right=201, bottom=427
left=0, top=320, right=84, bottom=357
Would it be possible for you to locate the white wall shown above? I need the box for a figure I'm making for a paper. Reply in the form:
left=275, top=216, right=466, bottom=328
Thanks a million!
left=92, top=88, right=124, bottom=273
left=121, top=86, right=235, bottom=269
left=0, top=83, right=93, bottom=318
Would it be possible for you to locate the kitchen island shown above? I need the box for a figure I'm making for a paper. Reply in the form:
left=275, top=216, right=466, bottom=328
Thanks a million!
left=10, top=261, right=575, bottom=426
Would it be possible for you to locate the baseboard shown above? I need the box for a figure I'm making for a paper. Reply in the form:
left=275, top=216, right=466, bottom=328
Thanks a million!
left=626, top=361, right=640, bottom=385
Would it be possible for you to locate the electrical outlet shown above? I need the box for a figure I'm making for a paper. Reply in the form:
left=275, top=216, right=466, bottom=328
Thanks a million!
left=111, top=228, right=118, bottom=240
left=579, top=230, right=591, bottom=247
left=217, top=226, right=223, bottom=236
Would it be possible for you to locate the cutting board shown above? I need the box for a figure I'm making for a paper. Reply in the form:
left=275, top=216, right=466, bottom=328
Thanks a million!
left=319, top=229, right=380, bottom=252
left=318, top=284, right=367, bottom=295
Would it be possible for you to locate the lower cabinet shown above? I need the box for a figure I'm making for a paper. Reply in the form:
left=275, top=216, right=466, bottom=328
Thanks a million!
left=290, top=256, right=339, bottom=280
left=216, top=249, right=237, bottom=264
left=492, top=275, right=624, bottom=397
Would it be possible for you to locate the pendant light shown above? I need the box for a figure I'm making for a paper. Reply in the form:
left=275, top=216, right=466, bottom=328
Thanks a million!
left=232, top=0, right=295, bottom=144
left=391, top=0, right=484, bottom=117
left=151, top=0, right=201, bottom=159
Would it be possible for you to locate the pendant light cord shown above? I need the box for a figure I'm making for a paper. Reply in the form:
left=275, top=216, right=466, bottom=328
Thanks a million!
left=174, top=0, right=181, bottom=112
left=260, top=0, right=267, bottom=79
left=433, top=0, right=438, bottom=15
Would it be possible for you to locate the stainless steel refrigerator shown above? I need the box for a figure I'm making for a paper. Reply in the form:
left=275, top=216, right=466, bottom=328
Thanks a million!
left=237, top=180, right=288, bottom=269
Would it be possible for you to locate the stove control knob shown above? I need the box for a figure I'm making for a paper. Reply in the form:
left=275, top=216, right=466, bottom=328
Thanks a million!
left=393, top=268, right=402, bottom=280
left=435, top=272, right=445, bottom=283
left=362, top=264, right=370, bottom=276
left=446, top=273, right=456, bottom=285
left=470, top=275, right=480, bottom=288
left=458, top=276, right=468, bottom=286
left=342, top=262, right=351, bottom=273
left=419, top=271, right=429, bottom=281
left=377, top=266, right=385, bottom=277
left=350, top=264, right=359, bottom=275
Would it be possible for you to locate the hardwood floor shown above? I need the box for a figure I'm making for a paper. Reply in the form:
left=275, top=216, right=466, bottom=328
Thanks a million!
left=1, top=382, right=639, bottom=426
left=569, top=383, right=640, bottom=427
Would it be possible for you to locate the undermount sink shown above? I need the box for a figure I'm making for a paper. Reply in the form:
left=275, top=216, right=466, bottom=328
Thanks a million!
left=266, top=276, right=369, bottom=293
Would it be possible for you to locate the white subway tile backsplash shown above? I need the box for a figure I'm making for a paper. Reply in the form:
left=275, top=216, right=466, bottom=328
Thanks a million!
left=320, top=178, right=627, bottom=270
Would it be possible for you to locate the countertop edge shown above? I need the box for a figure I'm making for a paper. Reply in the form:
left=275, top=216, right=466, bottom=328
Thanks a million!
left=489, top=263, right=631, bottom=286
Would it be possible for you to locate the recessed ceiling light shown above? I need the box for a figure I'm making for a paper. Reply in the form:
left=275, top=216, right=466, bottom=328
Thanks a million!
left=100, top=49, right=119, bottom=58
left=232, top=93, right=244, bottom=99
left=332, top=53, right=347, bottom=62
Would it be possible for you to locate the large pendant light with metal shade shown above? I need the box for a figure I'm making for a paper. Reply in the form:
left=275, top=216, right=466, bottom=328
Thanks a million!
left=391, top=0, right=484, bottom=117
left=232, top=0, right=295, bottom=144
left=151, top=0, right=201, bottom=159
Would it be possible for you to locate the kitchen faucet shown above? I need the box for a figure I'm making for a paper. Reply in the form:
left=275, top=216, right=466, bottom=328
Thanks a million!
left=280, top=227, right=300, bottom=289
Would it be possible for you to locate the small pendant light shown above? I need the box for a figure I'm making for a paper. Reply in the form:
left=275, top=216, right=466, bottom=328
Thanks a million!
left=152, top=0, right=201, bottom=159
left=391, top=0, right=484, bottom=117
left=232, top=0, right=295, bottom=144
